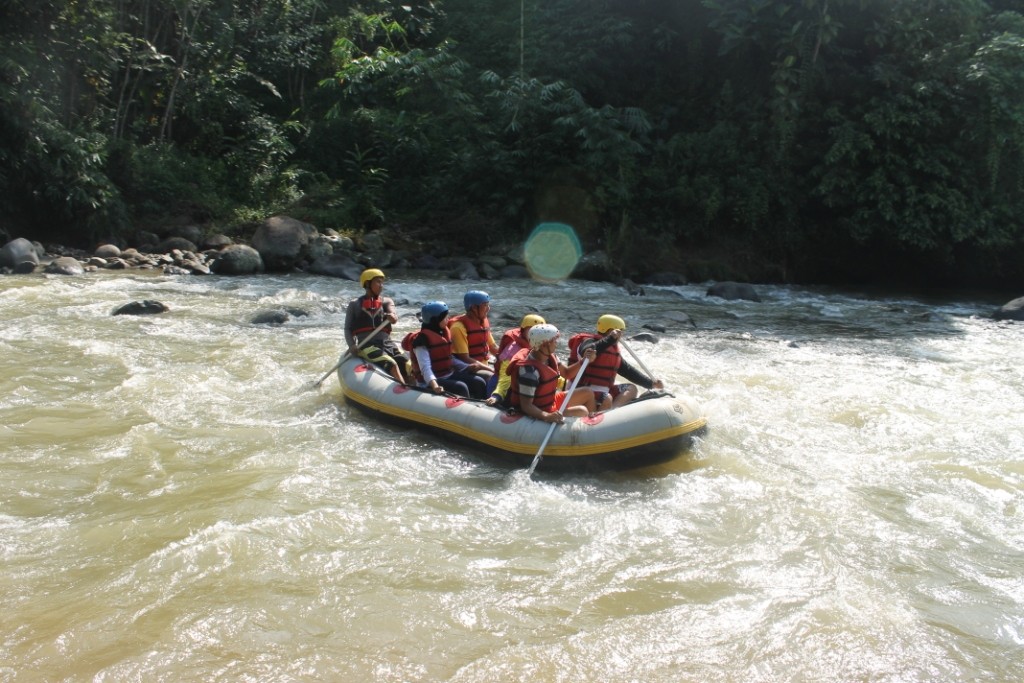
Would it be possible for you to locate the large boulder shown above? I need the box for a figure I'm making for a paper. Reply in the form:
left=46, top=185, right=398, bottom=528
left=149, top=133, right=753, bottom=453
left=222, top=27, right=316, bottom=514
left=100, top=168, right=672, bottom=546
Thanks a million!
left=324, top=233, right=355, bottom=252
left=707, top=281, right=762, bottom=302
left=252, top=307, right=310, bottom=325
left=449, top=260, right=480, bottom=280
left=95, top=244, right=121, bottom=259
left=210, top=244, right=264, bottom=275
left=361, top=250, right=395, bottom=269
left=44, top=256, right=85, bottom=276
left=251, top=215, right=315, bottom=271
left=572, top=250, right=616, bottom=282
left=155, top=236, right=198, bottom=253
left=478, top=262, right=500, bottom=280
left=358, top=230, right=387, bottom=252
left=306, top=253, right=362, bottom=280
left=1, top=237, right=41, bottom=269
left=134, top=230, right=160, bottom=251
left=993, top=296, right=1024, bottom=321
left=174, top=224, right=203, bottom=245
left=176, top=256, right=211, bottom=275
left=305, top=234, right=335, bottom=263
left=662, top=310, right=697, bottom=328
left=113, top=300, right=169, bottom=316
left=201, top=233, right=233, bottom=250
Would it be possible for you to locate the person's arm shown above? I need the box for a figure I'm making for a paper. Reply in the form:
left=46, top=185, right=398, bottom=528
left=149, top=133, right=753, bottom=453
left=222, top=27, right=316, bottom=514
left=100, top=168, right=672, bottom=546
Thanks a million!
left=413, top=346, right=442, bottom=392
left=343, top=300, right=359, bottom=350
left=580, top=332, right=618, bottom=355
left=450, top=321, right=485, bottom=368
left=451, top=322, right=491, bottom=371
left=450, top=322, right=474, bottom=363
left=486, top=360, right=514, bottom=405
left=616, top=357, right=662, bottom=390
left=559, top=348, right=595, bottom=379
left=382, top=296, right=399, bottom=325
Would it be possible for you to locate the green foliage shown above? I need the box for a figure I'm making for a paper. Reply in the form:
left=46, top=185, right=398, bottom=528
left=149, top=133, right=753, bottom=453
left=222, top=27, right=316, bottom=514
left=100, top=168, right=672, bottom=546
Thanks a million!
left=2, top=0, right=1024, bottom=286
left=480, top=74, right=651, bottom=225
left=0, top=0, right=125, bottom=240
left=807, top=0, right=1024, bottom=265
left=0, top=81, right=124, bottom=240
left=0, top=0, right=320, bottom=241
left=965, top=15, right=1024, bottom=220
left=107, top=141, right=229, bottom=221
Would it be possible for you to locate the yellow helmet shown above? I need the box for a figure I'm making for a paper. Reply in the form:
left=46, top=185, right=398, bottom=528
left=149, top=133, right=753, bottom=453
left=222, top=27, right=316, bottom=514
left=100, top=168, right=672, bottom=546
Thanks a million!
left=520, top=313, right=546, bottom=329
left=359, top=268, right=385, bottom=288
left=597, top=314, right=626, bottom=334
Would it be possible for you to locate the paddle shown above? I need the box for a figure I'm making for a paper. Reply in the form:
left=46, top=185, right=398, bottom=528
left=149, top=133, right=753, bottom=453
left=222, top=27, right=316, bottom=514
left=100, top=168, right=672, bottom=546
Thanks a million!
left=311, top=319, right=391, bottom=389
left=618, top=338, right=664, bottom=394
left=527, top=356, right=590, bottom=476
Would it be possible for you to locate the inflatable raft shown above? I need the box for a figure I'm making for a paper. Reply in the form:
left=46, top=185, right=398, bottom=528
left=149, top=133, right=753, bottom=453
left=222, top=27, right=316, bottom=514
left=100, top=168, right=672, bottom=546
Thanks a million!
left=336, top=358, right=708, bottom=471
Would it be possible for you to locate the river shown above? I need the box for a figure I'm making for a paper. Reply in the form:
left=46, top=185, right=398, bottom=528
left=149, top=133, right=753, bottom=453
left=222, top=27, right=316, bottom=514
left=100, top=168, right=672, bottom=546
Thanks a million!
left=1, top=270, right=1022, bottom=682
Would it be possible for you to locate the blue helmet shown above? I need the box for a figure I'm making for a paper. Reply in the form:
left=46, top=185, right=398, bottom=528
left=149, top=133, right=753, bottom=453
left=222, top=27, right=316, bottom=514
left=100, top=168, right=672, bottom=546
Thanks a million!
left=464, top=290, right=490, bottom=310
left=421, top=301, right=449, bottom=325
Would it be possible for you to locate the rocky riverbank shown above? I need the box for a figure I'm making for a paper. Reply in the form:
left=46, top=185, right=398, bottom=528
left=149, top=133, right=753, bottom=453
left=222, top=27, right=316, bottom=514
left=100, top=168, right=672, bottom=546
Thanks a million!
left=0, top=215, right=644, bottom=287
left=3, top=215, right=1021, bottom=320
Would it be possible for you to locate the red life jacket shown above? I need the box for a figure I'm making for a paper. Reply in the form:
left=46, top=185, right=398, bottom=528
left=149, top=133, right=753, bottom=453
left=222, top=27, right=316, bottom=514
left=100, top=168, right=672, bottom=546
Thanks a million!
left=352, top=295, right=391, bottom=337
left=568, top=332, right=621, bottom=389
left=494, top=327, right=528, bottom=373
left=496, top=327, right=525, bottom=361
left=508, top=353, right=560, bottom=412
left=447, top=314, right=492, bottom=362
left=404, top=328, right=453, bottom=383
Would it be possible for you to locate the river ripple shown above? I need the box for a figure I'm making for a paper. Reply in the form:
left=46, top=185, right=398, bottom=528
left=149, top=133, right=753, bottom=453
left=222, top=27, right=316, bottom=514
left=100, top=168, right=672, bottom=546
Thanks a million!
left=1, top=271, right=1022, bottom=682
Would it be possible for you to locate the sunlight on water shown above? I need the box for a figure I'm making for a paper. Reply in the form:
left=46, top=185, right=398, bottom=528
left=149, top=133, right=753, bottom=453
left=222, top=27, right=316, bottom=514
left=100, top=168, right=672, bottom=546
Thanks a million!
left=2, top=272, right=1023, bottom=681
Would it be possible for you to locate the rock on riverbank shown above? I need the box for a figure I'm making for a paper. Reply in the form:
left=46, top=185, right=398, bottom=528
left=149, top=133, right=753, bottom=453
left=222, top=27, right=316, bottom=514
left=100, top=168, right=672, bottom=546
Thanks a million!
left=0, top=214, right=638, bottom=286
left=2, top=215, right=779, bottom=311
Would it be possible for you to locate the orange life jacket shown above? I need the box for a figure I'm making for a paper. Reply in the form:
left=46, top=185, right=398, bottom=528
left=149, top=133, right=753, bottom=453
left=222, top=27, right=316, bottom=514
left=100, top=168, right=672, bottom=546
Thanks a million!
left=568, top=332, right=621, bottom=389
left=508, top=353, right=560, bottom=412
left=352, top=295, right=391, bottom=337
left=494, top=327, right=529, bottom=374
left=403, top=328, right=454, bottom=382
left=496, top=328, right=525, bottom=361
left=447, top=313, right=492, bottom=362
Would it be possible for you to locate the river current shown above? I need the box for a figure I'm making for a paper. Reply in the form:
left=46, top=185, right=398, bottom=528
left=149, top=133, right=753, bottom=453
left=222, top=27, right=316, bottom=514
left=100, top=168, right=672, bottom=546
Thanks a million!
left=2, top=270, right=1022, bottom=682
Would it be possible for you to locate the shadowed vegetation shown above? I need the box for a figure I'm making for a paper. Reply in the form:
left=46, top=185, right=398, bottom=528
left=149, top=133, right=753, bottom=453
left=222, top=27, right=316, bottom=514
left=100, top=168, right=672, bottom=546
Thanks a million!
left=2, top=0, right=1023, bottom=286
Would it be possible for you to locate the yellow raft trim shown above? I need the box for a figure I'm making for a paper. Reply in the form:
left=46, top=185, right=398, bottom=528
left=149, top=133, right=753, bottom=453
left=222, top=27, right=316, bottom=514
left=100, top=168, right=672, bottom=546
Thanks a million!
left=340, top=375, right=707, bottom=458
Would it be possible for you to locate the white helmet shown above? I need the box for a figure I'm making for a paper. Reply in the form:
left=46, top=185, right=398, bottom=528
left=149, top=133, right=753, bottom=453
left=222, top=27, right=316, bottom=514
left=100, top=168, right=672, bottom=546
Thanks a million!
left=528, top=323, right=560, bottom=350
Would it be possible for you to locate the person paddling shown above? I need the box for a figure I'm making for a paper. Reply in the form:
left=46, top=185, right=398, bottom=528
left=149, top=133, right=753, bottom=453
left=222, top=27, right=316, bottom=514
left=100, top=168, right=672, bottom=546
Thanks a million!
left=508, top=324, right=597, bottom=422
left=343, top=268, right=410, bottom=384
left=568, top=314, right=663, bottom=410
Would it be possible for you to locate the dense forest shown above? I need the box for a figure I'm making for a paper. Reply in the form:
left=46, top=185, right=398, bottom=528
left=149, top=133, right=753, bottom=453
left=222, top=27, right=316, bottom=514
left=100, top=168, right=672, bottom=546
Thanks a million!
left=2, top=0, right=1024, bottom=287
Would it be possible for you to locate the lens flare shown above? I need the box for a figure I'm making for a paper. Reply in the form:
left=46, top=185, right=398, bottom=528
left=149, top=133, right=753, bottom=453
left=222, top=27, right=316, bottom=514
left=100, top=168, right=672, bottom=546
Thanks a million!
left=523, top=222, right=582, bottom=282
